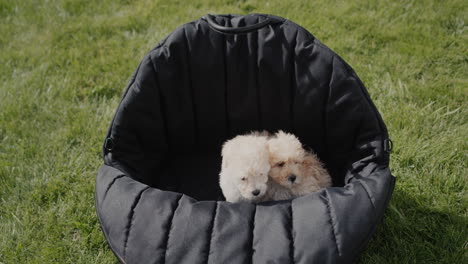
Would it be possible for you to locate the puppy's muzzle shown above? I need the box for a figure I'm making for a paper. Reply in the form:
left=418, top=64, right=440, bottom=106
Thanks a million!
left=252, top=189, right=261, bottom=196
left=288, top=174, right=297, bottom=183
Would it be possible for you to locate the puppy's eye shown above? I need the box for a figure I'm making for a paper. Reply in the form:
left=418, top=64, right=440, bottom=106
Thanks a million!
left=276, top=162, right=285, bottom=167
left=241, top=177, right=246, bottom=181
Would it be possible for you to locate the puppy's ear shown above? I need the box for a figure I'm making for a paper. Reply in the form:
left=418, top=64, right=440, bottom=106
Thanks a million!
left=265, top=143, right=277, bottom=166
left=221, top=139, right=233, bottom=157
left=221, top=140, right=233, bottom=168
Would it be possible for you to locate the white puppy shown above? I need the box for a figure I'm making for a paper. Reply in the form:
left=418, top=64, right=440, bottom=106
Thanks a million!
left=219, top=133, right=270, bottom=203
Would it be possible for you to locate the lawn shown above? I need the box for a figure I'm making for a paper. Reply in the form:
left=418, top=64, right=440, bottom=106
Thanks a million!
left=0, top=0, right=466, bottom=263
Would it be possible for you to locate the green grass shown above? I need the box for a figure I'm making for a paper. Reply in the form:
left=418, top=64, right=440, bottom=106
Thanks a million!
left=0, top=0, right=466, bottom=263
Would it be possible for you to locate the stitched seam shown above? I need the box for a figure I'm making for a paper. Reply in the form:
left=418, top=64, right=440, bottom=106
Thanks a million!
left=289, top=202, right=295, bottom=264
left=357, top=179, right=377, bottom=215
left=123, top=186, right=150, bottom=260
left=183, top=27, right=199, bottom=149
left=222, top=34, right=231, bottom=138
left=149, top=53, right=170, bottom=151
left=254, top=27, right=262, bottom=130
left=102, top=174, right=125, bottom=204
left=250, top=205, right=257, bottom=264
left=205, top=202, right=218, bottom=264
left=323, top=55, right=335, bottom=168
left=324, top=189, right=341, bottom=256
left=289, top=28, right=298, bottom=133
left=283, top=20, right=316, bottom=43
left=161, top=195, right=183, bottom=264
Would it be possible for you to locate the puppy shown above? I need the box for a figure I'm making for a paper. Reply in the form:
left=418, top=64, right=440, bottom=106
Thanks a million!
left=266, top=131, right=331, bottom=199
left=261, top=178, right=295, bottom=201
left=219, top=132, right=270, bottom=203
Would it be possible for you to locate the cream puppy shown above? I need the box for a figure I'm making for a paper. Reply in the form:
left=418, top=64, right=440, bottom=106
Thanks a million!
left=261, top=179, right=295, bottom=201
left=266, top=131, right=332, bottom=199
left=219, top=133, right=270, bottom=203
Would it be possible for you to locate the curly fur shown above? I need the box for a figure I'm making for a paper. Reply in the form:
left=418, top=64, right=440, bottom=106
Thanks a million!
left=219, top=132, right=270, bottom=203
left=219, top=130, right=331, bottom=203
left=265, top=131, right=332, bottom=200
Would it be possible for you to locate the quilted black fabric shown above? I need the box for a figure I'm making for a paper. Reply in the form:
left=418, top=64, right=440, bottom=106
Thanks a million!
left=96, top=13, right=395, bottom=264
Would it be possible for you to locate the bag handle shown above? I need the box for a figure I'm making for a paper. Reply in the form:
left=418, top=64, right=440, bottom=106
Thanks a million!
left=204, top=14, right=273, bottom=34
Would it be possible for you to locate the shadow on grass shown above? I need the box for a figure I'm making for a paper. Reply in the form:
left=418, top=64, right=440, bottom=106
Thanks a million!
left=358, top=188, right=467, bottom=264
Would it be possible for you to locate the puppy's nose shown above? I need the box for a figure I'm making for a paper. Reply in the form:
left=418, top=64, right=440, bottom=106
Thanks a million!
left=252, top=189, right=261, bottom=196
left=288, top=174, right=297, bottom=183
